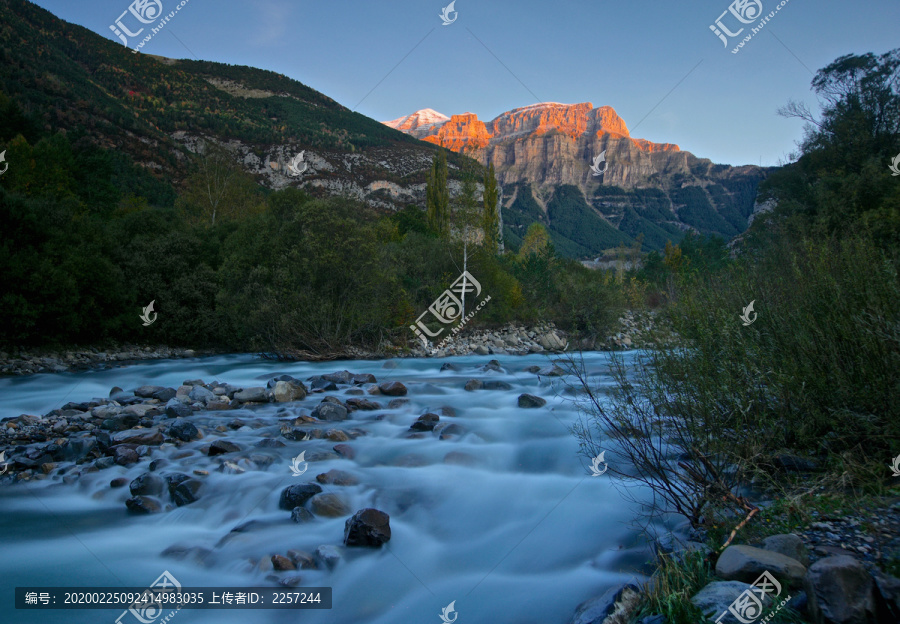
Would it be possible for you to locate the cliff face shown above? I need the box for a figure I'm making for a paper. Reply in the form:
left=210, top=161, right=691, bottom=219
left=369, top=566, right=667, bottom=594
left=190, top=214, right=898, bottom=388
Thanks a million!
left=383, top=102, right=769, bottom=255
left=385, top=102, right=683, bottom=193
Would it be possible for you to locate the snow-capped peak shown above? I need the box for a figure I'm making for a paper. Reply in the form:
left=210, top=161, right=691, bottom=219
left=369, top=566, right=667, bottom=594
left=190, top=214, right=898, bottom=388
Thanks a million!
left=382, top=109, right=451, bottom=137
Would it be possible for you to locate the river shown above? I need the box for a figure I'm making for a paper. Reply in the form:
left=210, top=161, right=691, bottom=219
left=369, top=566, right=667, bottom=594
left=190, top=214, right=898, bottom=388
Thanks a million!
left=0, top=352, right=665, bottom=624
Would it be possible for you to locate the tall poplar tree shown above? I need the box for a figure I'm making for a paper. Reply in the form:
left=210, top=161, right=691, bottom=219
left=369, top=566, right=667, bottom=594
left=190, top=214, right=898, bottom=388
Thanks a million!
left=426, top=151, right=450, bottom=237
left=482, top=162, right=500, bottom=253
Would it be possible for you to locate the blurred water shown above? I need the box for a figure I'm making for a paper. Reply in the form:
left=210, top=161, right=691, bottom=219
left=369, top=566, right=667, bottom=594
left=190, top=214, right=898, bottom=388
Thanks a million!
left=0, top=352, right=658, bottom=624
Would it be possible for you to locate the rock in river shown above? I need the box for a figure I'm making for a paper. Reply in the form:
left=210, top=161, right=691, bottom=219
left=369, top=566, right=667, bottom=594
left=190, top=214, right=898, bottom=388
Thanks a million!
left=344, top=508, right=391, bottom=547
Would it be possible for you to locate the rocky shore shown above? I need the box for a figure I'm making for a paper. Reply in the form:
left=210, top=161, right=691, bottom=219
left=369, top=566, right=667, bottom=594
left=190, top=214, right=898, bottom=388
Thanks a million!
left=0, top=345, right=216, bottom=376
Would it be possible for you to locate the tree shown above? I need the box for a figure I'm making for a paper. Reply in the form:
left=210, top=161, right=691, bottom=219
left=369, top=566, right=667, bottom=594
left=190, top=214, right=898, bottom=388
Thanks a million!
left=179, top=141, right=249, bottom=225
left=452, top=164, right=482, bottom=319
left=482, top=162, right=500, bottom=253
left=426, top=151, right=450, bottom=237
left=518, top=222, right=552, bottom=259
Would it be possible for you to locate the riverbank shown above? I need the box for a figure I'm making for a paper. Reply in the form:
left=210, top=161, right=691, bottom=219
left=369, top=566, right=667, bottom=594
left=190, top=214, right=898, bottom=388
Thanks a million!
left=0, top=311, right=668, bottom=377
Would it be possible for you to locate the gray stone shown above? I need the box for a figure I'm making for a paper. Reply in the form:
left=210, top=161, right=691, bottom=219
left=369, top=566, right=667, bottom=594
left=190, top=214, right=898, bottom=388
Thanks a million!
left=763, top=534, right=810, bottom=567
left=273, top=380, right=307, bottom=403
left=692, top=581, right=774, bottom=624
left=312, top=402, right=348, bottom=422
left=233, top=387, right=268, bottom=403
left=570, top=583, right=641, bottom=624
left=189, top=386, right=215, bottom=403
left=164, top=398, right=192, bottom=419
left=464, top=379, right=483, bottom=391
left=803, top=555, right=876, bottom=624
left=314, top=545, right=342, bottom=570
left=112, top=428, right=164, bottom=446
left=483, top=380, right=512, bottom=390
left=715, top=544, right=807, bottom=588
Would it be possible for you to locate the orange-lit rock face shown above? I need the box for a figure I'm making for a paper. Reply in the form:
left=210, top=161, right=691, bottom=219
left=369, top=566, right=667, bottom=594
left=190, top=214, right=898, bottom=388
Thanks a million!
left=422, top=113, right=491, bottom=151
left=383, top=102, right=684, bottom=191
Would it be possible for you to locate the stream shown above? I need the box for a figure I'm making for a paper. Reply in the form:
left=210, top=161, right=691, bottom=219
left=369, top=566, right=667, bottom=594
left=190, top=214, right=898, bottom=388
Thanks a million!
left=0, top=352, right=663, bottom=624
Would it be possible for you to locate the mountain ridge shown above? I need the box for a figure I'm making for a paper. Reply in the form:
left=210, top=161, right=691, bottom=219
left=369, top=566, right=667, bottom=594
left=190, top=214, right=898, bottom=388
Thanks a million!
left=383, top=102, right=769, bottom=253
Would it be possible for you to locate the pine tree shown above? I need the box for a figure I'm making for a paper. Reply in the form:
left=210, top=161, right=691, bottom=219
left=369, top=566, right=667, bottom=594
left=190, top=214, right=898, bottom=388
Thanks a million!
left=482, top=162, right=500, bottom=253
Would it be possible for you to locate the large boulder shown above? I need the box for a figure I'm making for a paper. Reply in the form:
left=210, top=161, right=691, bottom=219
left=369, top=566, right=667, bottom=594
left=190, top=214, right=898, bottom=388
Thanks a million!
left=279, top=483, right=323, bottom=510
left=518, top=393, right=546, bottom=408
left=343, top=508, right=391, bottom=547
left=803, top=555, right=876, bottom=624
left=762, top=534, right=810, bottom=567
left=715, top=544, right=807, bottom=588
left=570, top=583, right=641, bottom=624
left=273, top=380, right=307, bottom=403
left=692, top=581, right=774, bottom=624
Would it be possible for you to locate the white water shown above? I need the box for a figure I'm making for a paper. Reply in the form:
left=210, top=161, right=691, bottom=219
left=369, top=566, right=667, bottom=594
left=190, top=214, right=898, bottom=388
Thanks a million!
left=0, top=353, right=666, bottom=624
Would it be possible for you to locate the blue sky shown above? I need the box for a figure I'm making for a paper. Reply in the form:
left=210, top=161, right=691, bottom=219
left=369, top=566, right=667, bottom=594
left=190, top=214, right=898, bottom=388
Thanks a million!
left=31, top=0, right=900, bottom=166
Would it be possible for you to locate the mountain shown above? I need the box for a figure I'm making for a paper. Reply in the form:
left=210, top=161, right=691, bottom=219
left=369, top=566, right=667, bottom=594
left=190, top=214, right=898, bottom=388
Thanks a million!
left=383, top=103, right=769, bottom=254
left=383, top=109, right=451, bottom=138
left=0, top=0, right=477, bottom=213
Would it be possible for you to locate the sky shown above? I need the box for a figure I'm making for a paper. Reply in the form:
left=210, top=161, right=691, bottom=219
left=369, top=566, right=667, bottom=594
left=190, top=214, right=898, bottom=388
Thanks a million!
left=30, top=0, right=900, bottom=167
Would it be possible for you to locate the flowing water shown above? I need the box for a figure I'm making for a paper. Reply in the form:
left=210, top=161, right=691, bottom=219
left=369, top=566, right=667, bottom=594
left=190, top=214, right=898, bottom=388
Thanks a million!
left=0, top=352, right=664, bottom=624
